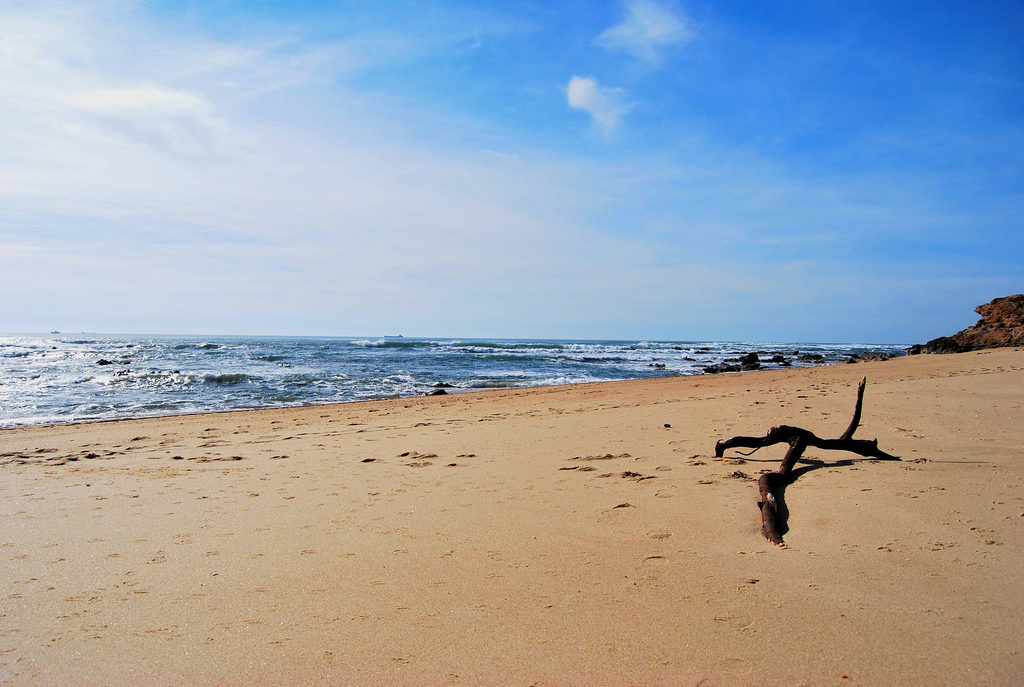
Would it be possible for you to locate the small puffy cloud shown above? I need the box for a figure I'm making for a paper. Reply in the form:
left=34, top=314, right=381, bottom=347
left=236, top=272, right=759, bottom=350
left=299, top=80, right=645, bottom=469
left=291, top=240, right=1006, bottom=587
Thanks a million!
left=567, top=76, right=630, bottom=135
left=594, top=0, right=693, bottom=65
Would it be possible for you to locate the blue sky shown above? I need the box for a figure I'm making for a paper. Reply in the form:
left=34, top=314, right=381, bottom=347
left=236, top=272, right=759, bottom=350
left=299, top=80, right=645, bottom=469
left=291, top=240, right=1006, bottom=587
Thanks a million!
left=1, top=0, right=1021, bottom=342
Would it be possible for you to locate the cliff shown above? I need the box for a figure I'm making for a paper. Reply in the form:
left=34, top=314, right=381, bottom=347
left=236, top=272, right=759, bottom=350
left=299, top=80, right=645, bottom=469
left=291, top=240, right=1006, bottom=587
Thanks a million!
left=908, top=294, right=1024, bottom=354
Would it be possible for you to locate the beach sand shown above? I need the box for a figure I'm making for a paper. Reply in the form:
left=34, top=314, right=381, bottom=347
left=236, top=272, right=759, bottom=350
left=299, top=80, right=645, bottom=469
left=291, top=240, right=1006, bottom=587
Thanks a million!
left=2, top=348, right=1022, bottom=685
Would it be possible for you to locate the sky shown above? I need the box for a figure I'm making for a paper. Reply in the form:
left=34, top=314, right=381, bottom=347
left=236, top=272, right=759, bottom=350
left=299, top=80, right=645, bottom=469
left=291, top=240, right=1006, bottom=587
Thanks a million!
left=1, top=0, right=1022, bottom=343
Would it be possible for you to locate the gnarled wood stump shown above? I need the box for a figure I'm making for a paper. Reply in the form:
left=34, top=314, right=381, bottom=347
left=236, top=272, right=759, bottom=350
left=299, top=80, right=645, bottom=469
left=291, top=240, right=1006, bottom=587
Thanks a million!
left=715, top=378, right=899, bottom=546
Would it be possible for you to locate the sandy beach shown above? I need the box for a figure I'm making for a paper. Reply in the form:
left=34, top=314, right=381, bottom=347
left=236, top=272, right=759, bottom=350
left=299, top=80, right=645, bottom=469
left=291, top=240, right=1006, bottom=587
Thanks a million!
left=1, top=348, right=1022, bottom=685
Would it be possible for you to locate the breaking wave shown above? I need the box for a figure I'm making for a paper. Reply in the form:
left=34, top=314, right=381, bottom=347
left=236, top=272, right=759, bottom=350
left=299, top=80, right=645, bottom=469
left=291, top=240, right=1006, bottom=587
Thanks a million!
left=0, top=334, right=906, bottom=427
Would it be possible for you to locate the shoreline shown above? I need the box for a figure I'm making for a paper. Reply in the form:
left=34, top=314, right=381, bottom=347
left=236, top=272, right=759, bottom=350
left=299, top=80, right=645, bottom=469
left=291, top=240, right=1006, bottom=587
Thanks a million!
left=0, top=359, right=895, bottom=432
left=2, top=349, right=1022, bottom=684
left=1, top=356, right=903, bottom=432
left=0, top=333, right=908, bottom=429
left=0, top=371, right=784, bottom=431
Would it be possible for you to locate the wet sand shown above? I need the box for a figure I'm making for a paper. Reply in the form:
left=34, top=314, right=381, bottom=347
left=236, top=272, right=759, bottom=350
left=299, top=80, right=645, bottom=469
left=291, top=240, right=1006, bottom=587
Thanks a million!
left=2, top=348, right=1022, bottom=685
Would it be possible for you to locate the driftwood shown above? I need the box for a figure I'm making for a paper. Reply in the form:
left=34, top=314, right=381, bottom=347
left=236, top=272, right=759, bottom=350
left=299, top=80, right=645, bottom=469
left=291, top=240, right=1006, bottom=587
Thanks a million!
left=715, top=378, right=899, bottom=546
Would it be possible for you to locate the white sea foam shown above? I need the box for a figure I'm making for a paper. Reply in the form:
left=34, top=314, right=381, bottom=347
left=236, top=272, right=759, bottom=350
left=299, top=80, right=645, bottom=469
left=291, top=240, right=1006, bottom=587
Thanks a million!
left=0, top=334, right=906, bottom=426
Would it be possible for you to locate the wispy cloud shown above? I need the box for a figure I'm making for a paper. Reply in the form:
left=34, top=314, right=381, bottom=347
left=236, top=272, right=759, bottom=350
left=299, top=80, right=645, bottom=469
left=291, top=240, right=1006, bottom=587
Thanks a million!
left=594, top=0, right=693, bottom=65
left=566, top=76, right=631, bottom=135
left=70, top=86, right=237, bottom=160
left=0, top=3, right=652, bottom=335
left=1, top=1, right=1017, bottom=341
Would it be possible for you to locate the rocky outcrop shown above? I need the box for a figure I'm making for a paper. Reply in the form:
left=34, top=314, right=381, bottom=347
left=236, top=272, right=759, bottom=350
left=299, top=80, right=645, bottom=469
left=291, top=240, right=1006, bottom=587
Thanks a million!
left=908, top=294, right=1024, bottom=354
left=846, top=352, right=895, bottom=363
left=702, top=362, right=739, bottom=374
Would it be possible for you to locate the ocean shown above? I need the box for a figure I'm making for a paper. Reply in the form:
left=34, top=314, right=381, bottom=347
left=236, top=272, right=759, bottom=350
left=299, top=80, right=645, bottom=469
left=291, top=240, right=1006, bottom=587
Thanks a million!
left=0, top=334, right=905, bottom=427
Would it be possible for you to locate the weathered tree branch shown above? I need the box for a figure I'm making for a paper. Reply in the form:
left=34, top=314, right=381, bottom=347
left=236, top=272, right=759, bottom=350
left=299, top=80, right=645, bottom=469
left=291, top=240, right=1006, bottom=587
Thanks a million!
left=839, top=377, right=866, bottom=441
left=714, top=378, right=899, bottom=545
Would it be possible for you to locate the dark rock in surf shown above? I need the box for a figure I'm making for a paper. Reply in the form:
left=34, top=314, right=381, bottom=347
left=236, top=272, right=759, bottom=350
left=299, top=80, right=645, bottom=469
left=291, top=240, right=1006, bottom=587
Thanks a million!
left=848, top=352, right=895, bottom=363
left=739, top=352, right=760, bottom=371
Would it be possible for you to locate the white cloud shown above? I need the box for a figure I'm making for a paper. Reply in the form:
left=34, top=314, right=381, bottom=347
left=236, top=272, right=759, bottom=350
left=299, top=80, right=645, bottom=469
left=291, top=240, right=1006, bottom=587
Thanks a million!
left=0, top=3, right=649, bottom=336
left=73, top=86, right=211, bottom=116
left=594, top=0, right=693, bottom=65
left=69, top=86, right=236, bottom=160
left=567, top=76, right=630, bottom=135
left=0, top=2, right=1003, bottom=342
left=0, top=4, right=250, bottom=165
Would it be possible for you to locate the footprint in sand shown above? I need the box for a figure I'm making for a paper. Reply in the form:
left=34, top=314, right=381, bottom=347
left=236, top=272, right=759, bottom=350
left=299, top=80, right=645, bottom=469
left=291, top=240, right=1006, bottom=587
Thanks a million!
left=399, top=451, right=437, bottom=459
left=712, top=656, right=755, bottom=673
left=633, top=555, right=670, bottom=583
left=569, top=453, right=631, bottom=462
left=712, top=614, right=757, bottom=632
left=602, top=503, right=634, bottom=512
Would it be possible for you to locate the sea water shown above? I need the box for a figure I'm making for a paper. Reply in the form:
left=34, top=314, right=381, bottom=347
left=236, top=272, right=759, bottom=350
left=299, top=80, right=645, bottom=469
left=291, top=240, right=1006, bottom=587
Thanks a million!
left=0, top=334, right=905, bottom=427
